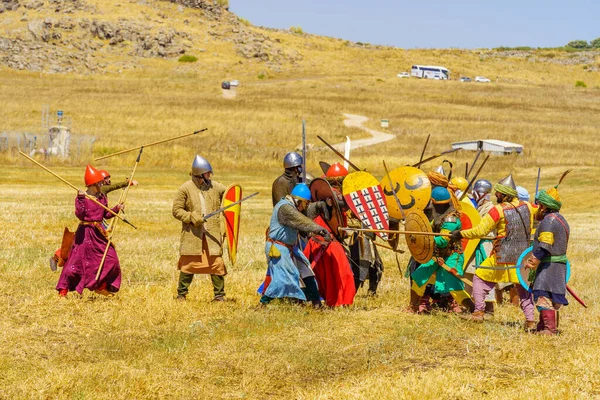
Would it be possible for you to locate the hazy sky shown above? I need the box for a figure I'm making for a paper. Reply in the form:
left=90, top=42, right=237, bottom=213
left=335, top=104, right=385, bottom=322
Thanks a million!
left=229, top=1, right=599, bottom=49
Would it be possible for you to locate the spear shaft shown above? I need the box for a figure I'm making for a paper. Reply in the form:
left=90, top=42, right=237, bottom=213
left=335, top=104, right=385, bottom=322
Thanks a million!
left=412, top=148, right=460, bottom=168
left=19, top=151, right=136, bottom=229
left=94, top=128, right=207, bottom=160
left=96, top=147, right=143, bottom=280
left=317, top=135, right=361, bottom=171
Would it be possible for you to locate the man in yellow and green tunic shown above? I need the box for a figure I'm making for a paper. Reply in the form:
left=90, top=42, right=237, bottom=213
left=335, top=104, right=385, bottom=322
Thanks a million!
left=526, top=184, right=570, bottom=335
left=173, top=155, right=227, bottom=301
left=452, top=175, right=538, bottom=329
left=409, top=187, right=467, bottom=313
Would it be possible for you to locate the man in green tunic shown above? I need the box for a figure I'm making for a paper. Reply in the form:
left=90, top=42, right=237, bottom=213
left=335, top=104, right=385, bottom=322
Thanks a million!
left=173, top=155, right=227, bottom=301
left=408, top=187, right=467, bottom=313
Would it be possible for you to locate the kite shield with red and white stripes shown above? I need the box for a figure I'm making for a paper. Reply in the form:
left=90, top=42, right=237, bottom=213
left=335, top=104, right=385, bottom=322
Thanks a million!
left=342, top=171, right=390, bottom=240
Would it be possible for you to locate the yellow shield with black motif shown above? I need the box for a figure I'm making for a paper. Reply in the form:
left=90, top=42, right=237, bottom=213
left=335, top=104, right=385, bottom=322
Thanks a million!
left=460, top=197, right=481, bottom=266
left=380, top=166, right=431, bottom=219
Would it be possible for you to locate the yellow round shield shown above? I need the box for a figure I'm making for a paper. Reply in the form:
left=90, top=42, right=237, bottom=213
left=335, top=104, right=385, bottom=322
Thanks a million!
left=460, top=197, right=481, bottom=266
left=404, top=210, right=434, bottom=264
left=380, top=166, right=431, bottom=219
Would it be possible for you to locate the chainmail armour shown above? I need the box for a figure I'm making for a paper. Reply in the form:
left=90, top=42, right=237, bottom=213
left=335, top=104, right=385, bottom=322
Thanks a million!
left=532, top=211, right=570, bottom=294
left=277, top=202, right=324, bottom=235
left=495, top=202, right=531, bottom=264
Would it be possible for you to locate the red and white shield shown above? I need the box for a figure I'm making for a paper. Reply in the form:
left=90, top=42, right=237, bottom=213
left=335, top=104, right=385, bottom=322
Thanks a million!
left=342, top=171, right=390, bottom=240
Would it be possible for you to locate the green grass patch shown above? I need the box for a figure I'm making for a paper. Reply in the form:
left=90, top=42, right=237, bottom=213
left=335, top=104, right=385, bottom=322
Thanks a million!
left=178, top=55, right=198, bottom=63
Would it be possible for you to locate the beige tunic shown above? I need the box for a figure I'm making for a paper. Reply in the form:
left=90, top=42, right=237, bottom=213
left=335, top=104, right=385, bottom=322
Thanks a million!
left=172, top=179, right=227, bottom=275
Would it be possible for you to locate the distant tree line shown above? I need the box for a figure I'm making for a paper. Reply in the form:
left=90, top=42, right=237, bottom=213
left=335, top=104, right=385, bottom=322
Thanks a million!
left=566, top=38, right=600, bottom=49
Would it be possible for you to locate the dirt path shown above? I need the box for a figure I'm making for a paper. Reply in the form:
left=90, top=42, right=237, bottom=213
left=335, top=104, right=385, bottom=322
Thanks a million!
left=333, top=113, right=395, bottom=151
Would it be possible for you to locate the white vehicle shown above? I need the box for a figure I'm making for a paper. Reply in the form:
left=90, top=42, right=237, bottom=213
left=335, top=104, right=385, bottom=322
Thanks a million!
left=411, top=65, right=450, bottom=80
left=474, top=76, right=491, bottom=83
left=230, top=79, right=240, bottom=87
left=397, top=72, right=410, bottom=78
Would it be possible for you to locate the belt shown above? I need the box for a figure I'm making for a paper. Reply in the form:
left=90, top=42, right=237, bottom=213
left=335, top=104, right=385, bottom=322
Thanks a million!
left=266, top=237, right=293, bottom=250
left=80, top=221, right=109, bottom=239
left=541, top=254, right=568, bottom=264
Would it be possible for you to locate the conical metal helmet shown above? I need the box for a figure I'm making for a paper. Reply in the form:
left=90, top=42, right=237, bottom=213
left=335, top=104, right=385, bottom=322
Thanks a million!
left=192, top=154, right=212, bottom=176
left=434, top=165, right=446, bottom=176
left=497, top=174, right=516, bottom=190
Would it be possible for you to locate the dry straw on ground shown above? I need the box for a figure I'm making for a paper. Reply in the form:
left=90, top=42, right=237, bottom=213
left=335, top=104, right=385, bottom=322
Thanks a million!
left=2, top=1, right=600, bottom=397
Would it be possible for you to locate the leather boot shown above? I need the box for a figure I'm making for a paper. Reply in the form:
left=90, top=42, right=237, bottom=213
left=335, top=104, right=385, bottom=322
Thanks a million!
left=460, top=310, right=485, bottom=322
left=536, top=309, right=557, bottom=335
left=535, top=315, right=544, bottom=332
left=509, top=287, right=520, bottom=306
left=418, top=294, right=432, bottom=314
left=405, top=290, right=420, bottom=313
left=524, top=320, right=537, bottom=333
left=484, top=302, right=495, bottom=318
left=447, top=298, right=463, bottom=313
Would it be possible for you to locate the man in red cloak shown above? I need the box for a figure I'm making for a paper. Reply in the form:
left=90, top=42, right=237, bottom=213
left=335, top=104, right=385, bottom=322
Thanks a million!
left=303, top=214, right=356, bottom=307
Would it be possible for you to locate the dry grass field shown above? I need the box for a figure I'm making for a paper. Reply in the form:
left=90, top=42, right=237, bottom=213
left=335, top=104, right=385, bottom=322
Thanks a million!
left=2, top=1, right=600, bottom=398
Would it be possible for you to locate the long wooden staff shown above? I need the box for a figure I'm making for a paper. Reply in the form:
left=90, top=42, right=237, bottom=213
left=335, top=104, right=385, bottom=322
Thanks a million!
left=418, top=134, right=431, bottom=165
left=459, top=154, right=490, bottom=201
left=466, top=149, right=482, bottom=179
left=411, top=148, right=460, bottom=168
left=19, top=151, right=137, bottom=229
left=96, top=147, right=143, bottom=280
left=317, top=135, right=362, bottom=171
left=371, top=241, right=405, bottom=254
left=382, top=160, right=406, bottom=222
left=94, top=128, right=207, bottom=161
left=440, top=262, right=473, bottom=287
left=340, top=227, right=450, bottom=237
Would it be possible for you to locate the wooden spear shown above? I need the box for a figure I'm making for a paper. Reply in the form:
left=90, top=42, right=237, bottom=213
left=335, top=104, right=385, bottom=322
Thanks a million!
left=411, top=148, right=460, bottom=168
left=19, top=151, right=136, bottom=229
left=340, top=227, right=451, bottom=237
left=94, top=128, right=207, bottom=161
left=95, top=147, right=143, bottom=280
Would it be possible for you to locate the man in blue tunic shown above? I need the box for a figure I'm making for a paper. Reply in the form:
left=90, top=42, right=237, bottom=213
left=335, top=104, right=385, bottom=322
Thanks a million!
left=260, top=183, right=331, bottom=307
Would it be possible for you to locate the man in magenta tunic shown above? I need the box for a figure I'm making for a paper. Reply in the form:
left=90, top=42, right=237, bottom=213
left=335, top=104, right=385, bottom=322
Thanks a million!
left=56, top=165, right=123, bottom=297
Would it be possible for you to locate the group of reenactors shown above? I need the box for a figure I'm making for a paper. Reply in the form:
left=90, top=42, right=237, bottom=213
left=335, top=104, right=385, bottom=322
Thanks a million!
left=49, top=151, right=573, bottom=336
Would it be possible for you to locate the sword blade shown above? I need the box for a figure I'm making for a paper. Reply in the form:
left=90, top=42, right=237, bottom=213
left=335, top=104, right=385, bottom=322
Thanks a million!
left=534, top=167, right=541, bottom=204
left=203, top=192, right=259, bottom=221
left=302, top=120, right=307, bottom=183
left=343, top=136, right=351, bottom=171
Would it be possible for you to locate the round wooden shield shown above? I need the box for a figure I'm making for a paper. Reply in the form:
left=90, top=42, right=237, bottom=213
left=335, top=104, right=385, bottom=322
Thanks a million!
left=404, top=210, right=434, bottom=264
left=310, top=177, right=344, bottom=240
left=380, top=166, right=431, bottom=219
left=516, top=246, right=572, bottom=292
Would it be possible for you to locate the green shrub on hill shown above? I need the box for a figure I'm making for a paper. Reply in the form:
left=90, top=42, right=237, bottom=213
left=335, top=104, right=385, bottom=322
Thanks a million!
left=575, top=80, right=587, bottom=88
left=289, top=26, right=304, bottom=35
left=591, top=38, right=600, bottom=48
left=567, top=40, right=590, bottom=49
left=178, top=55, right=198, bottom=62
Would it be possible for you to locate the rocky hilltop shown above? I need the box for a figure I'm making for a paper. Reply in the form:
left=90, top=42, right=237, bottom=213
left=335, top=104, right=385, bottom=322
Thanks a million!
left=1, top=0, right=598, bottom=75
left=0, top=0, right=301, bottom=73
